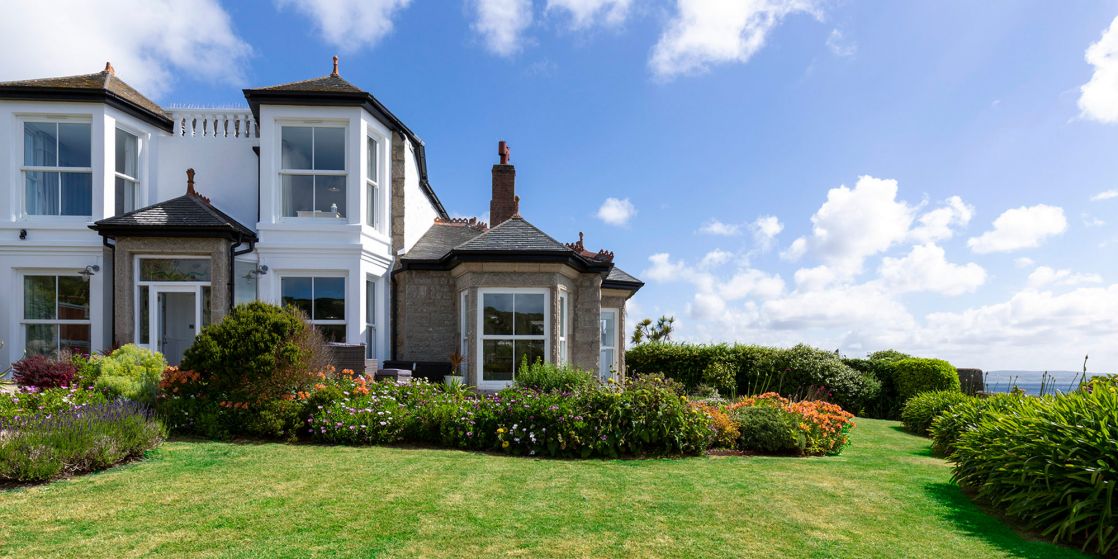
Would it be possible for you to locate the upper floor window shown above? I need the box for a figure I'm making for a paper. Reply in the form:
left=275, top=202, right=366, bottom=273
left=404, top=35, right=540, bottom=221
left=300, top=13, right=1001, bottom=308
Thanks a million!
left=22, top=121, right=92, bottom=216
left=280, top=126, right=346, bottom=219
left=366, top=137, right=379, bottom=230
left=115, top=129, right=140, bottom=215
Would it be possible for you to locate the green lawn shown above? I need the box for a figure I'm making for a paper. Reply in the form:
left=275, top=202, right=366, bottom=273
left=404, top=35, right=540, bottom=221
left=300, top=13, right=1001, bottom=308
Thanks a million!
left=0, top=419, right=1086, bottom=559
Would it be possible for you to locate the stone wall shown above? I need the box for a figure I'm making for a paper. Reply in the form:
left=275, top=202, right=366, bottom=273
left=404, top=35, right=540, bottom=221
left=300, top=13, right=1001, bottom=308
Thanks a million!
left=393, top=269, right=457, bottom=363
left=111, top=236, right=231, bottom=347
left=390, top=131, right=406, bottom=255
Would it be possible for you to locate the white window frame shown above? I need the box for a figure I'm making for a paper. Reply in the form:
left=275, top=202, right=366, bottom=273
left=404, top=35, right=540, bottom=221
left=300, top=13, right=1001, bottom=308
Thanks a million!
left=133, top=256, right=212, bottom=352
left=277, top=123, right=348, bottom=220
left=476, top=288, right=550, bottom=389
left=19, top=117, right=94, bottom=217
left=365, top=136, right=380, bottom=231
left=558, top=290, right=569, bottom=365
left=600, top=308, right=619, bottom=380
left=459, top=290, right=469, bottom=378
left=20, top=273, right=92, bottom=357
left=114, top=127, right=142, bottom=215
left=279, top=274, right=347, bottom=339
left=365, top=277, right=376, bottom=359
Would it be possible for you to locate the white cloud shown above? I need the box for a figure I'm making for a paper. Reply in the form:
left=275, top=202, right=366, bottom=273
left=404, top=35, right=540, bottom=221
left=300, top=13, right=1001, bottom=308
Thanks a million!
left=644, top=253, right=686, bottom=282
left=642, top=252, right=784, bottom=323
left=967, top=204, right=1068, bottom=254
left=276, top=0, right=411, bottom=52
left=472, top=0, right=534, bottom=56
left=699, top=249, right=734, bottom=269
left=1015, top=257, right=1036, bottom=269
left=546, top=0, right=631, bottom=28
left=596, top=197, right=636, bottom=225
left=1091, top=189, right=1118, bottom=201
left=1026, top=266, right=1103, bottom=289
left=1082, top=213, right=1106, bottom=227
left=698, top=218, right=742, bottom=236
left=751, top=215, right=784, bottom=251
left=0, top=0, right=251, bottom=98
left=825, top=29, right=856, bottom=57
left=1078, top=16, right=1118, bottom=124
left=649, top=0, right=820, bottom=79
left=878, top=243, right=987, bottom=296
left=909, top=195, right=974, bottom=243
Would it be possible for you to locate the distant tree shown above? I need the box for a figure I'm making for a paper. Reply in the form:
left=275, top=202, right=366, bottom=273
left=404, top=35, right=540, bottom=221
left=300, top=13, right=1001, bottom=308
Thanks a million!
left=631, top=316, right=675, bottom=345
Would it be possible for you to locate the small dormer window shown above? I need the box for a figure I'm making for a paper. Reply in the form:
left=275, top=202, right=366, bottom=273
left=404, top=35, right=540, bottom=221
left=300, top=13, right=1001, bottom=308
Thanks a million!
left=115, top=129, right=140, bottom=215
left=280, top=125, right=346, bottom=219
left=22, top=121, right=92, bottom=216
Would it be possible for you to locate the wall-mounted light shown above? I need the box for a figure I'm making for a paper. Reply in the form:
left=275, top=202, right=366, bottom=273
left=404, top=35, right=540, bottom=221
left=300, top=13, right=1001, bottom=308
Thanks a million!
left=19, top=229, right=27, bottom=240
left=79, top=264, right=100, bottom=281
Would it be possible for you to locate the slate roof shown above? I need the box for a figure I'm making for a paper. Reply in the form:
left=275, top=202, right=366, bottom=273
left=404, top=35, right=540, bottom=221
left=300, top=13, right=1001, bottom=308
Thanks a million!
left=92, top=194, right=256, bottom=241
left=250, top=73, right=365, bottom=94
left=603, top=267, right=644, bottom=289
left=455, top=217, right=572, bottom=254
left=405, top=223, right=486, bottom=260
left=0, top=65, right=172, bottom=131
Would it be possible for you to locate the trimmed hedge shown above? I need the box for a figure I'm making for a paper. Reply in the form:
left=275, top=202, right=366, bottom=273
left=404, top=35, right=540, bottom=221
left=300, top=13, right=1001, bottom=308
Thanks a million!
left=900, top=390, right=970, bottom=436
left=892, top=358, right=960, bottom=404
left=626, top=343, right=880, bottom=413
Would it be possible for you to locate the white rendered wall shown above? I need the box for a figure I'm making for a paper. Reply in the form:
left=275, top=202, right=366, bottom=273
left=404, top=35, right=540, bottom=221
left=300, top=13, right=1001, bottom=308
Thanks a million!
left=402, top=139, right=437, bottom=253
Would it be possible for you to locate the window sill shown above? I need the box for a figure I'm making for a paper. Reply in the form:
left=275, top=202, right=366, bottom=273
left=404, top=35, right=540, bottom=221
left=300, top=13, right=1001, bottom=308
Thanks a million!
left=13, top=216, right=95, bottom=228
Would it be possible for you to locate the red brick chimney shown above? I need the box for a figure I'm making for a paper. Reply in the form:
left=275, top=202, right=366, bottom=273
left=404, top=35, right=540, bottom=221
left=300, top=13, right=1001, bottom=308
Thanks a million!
left=490, top=140, right=517, bottom=226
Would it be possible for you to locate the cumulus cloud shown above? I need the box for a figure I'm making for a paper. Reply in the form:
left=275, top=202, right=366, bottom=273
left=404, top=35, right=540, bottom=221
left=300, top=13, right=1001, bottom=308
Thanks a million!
left=699, top=249, right=735, bottom=269
left=642, top=252, right=784, bottom=322
left=1026, top=266, right=1103, bottom=289
left=546, top=0, right=631, bottom=28
left=596, top=197, right=636, bottom=225
left=825, top=29, right=856, bottom=57
left=878, top=243, right=987, bottom=296
left=751, top=215, right=784, bottom=251
left=967, top=204, right=1068, bottom=254
left=698, top=218, right=742, bottom=236
left=909, top=196, right=974, bottom=243
left=1091, top=189, right=1118, bottom=201
left=1078, top=16, right=1118, bottom=123
left=275, top=0, right=411, bottom=51
left=472, top=0, right=534, bottom=56
left=1015, top=257, right=1036, bottom=269
left=0, top=0, right=251, bottom=98
left=649, top=0, right=820, bottom=79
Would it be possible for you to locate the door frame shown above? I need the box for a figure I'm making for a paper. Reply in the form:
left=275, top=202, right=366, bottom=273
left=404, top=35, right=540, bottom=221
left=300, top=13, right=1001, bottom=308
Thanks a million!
left=151, top=286, right=201, bottom=361
left=132, top=255, right=211, bottom=354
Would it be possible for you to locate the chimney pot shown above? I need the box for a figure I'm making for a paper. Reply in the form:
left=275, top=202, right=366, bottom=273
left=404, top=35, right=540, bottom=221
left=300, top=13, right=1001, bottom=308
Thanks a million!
left=186, top=168, right=196, bottom=196
left=331, top=55, right=339, bottom=76
left=104, top=61, right=115, bottom=76
left=490, top=141, right=517, bottom=226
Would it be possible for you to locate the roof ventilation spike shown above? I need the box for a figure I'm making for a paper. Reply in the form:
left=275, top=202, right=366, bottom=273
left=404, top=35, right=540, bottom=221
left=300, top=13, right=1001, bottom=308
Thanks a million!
left=331, top=55, right=339, bottom=77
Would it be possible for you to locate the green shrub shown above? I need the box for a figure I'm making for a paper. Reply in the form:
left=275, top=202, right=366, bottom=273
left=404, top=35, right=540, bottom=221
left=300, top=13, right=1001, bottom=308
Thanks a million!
left=951, top=387, right=1118, bottom=554
left=929, top=393, right=1027, bottom=457
left=0, top=400, right=165, bottom=482
left=70, top=353, right=103, bottom=388
left=845, top=350, right=911, bottom=419
left=731, top=405, right=799, bottom=454
left=94, top=345, right=166, bottom=405
left=701, top=360, right=736, bottom=397
left=892, top=357, right=960, bottom=404
left=900, top=390, right=971, bottom=435
left=514, top=358, right=597, bottom=393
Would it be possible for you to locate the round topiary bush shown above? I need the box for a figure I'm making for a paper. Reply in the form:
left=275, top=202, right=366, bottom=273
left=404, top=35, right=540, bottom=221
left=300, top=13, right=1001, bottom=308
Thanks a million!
left=892, top=357, right=960, bottom=404
left=731, top=405, right=799, bottom=454
left=95, top=344, right=166, bottom=405
left=900, top=390, right=971, bottom=436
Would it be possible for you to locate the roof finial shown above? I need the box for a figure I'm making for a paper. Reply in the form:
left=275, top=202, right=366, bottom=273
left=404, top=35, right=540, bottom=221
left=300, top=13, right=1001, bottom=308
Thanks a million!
left=579, top=231, right=584, bottom=245
left=331, top=55, right=339, bottom=77
left=186, top=168, right=196, bottom=196
left=512, top=195, right=521, bottom=217
left=104, top=61, right=115, bottom=76
left=498, top=140, right=510, bottom=165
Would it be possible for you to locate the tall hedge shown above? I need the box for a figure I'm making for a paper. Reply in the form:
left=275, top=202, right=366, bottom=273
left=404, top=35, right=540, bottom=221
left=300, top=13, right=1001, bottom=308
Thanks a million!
left=844, top=350, right=911, bottom=419
left=892, top=357, right=960, bottom=404
left=626, top=343, right=880, bottom=413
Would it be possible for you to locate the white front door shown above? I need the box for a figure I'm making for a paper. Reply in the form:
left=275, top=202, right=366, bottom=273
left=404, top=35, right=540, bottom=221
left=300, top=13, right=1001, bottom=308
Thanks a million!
left=157, top=288, right=198, bottom=365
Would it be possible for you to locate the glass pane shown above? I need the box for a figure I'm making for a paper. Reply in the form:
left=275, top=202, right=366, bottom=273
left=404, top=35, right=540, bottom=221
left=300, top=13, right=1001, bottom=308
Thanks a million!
left=281, top=277, right=313, bottom=317
left=281, top=174, right=314, bottom=217
left=25, top=324, right=57, bottom=356
left=516, top=339, right=545, bottom=373
left=60, top=324, right=91, bottom=356
left=58, top=123, right=91, bottom=167
left=201, top=286, right=212, bottom=327
left=314, top=277, right=345, bottom=321
left=139, top=285, right=149, bottom=343
left=314, top=127, right=345, bottom=171
left=234, top=261, right=258, bottom=306
left=116, top=177, right=137, bottom=215
left=366, top=183, right=378, bottom=228
left=317, top=324, right=345, bottom=343
left=514, top=293, right=545, bottom=336
left=24, top=122, right=57, bottom=166
left=483, top=339, right=514, bottom=381
left=366, top=137, right=377, bottom=177
left=25, top=171, right=59, bottom=215
left=57, top=276, right=90, bottom=320
left=559, top=296, right=567, bottom=337
left=24, top=276, right=56, bottom=320
left=115, top=129, right=138, bottom=177
left=315, top=175, right=346, bottom=217
left=140, top=259, right=212, bottom=282
left=601, top=311, right=616, bottom=348
left=483, top=293, right=514, bottom=336
left=365, top=279, right=375, bottom=323
left=600, top=348, right=616, bottom=378
left=365, top=327, right=376, bottom=359
left=61, top=172, right=92, bottom=216
left=281, top=126, right=313, bottom=169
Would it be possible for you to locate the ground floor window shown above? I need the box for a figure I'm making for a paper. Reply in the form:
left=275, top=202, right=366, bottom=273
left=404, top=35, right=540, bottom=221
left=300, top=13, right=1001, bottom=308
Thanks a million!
left=281, top=276, right=345, bottom=342
left=558, top=291, right=569, bottom=365
left=600, top=308, right=619, bottom=380
left=234, top=261, right=259, bottom=306
left=22, top=275, right=91, bottom=356
left=459, top=290, right=469, bottom=378
left=365, top=278, right=376, bottom=359
left=479, top=290, right=547, bottom=384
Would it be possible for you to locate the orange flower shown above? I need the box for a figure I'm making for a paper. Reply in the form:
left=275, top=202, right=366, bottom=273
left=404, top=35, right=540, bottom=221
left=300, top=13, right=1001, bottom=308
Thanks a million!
left=315, top=383, right=326, bottom=391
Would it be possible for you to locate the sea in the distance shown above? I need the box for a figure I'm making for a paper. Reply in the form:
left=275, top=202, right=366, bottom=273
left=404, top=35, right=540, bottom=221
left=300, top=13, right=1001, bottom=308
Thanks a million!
left=982, top=370, right=1105, bottom=395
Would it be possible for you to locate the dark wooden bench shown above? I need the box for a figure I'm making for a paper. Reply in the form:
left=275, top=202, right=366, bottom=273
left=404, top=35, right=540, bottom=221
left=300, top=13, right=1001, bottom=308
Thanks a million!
left=382, top=360, right=453, bottom=384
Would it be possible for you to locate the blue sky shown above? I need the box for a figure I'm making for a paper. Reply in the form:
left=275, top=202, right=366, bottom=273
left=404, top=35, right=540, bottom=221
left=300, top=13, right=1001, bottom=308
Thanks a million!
left=3, top=0, right=1118, bottom=371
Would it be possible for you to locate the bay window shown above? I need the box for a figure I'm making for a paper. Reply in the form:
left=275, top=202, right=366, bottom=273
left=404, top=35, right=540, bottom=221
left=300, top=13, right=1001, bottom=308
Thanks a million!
left=280, top=126, right=346, bottom=218
left=23, top=121, right=92, bottom=216
left=479, top=290, right=547, bottom=385
left=281, top=276, right=345, bottom=341
left=600, top=308, right=619, bottom=380
left=23, top=275, right=91, bottom=356
left=115, top=129, right=140, bottom=215
left=366, top=136, right=380, bottom=230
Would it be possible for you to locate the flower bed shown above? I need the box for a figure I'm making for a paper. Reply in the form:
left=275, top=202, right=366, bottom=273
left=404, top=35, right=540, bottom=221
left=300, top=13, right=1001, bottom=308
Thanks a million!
left=694, top=393, right=855, bottom=456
